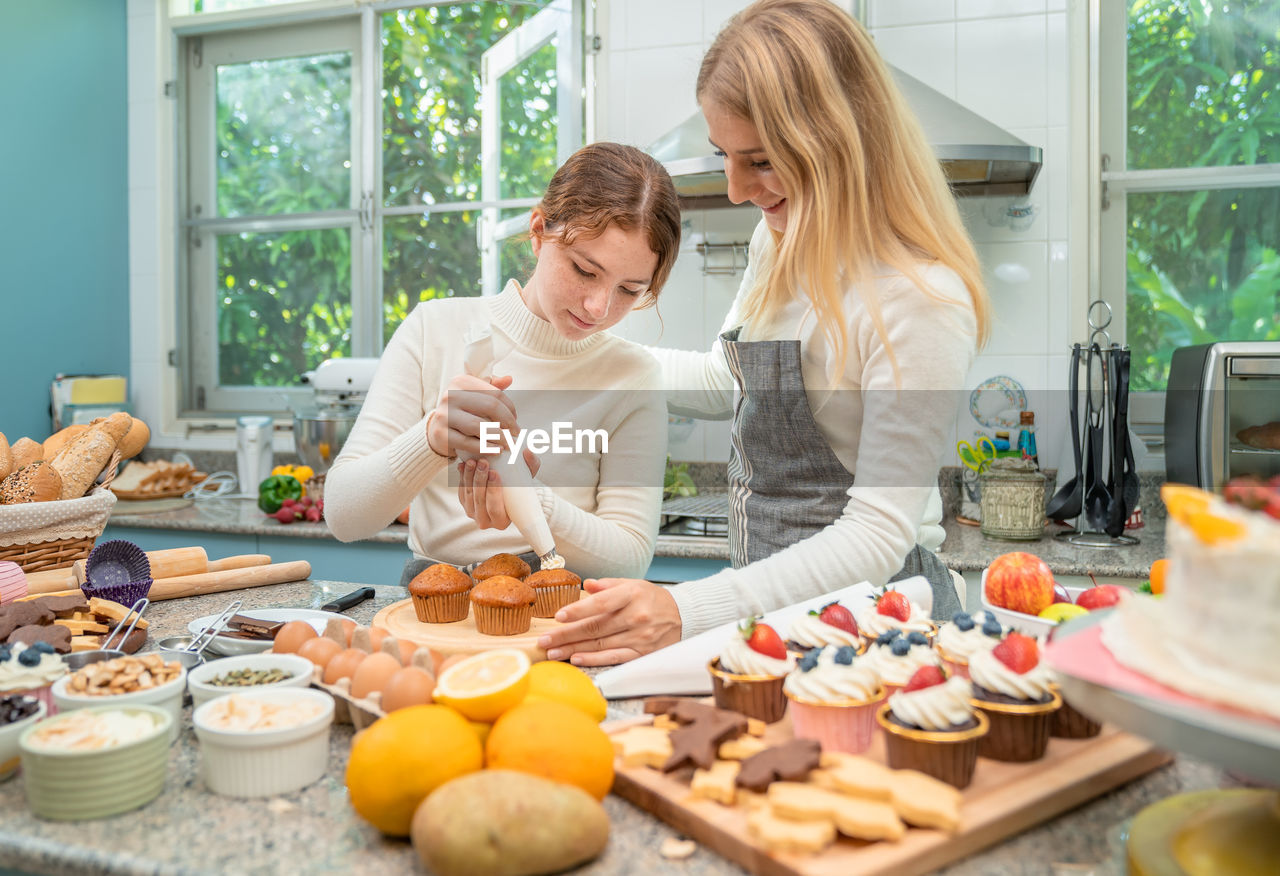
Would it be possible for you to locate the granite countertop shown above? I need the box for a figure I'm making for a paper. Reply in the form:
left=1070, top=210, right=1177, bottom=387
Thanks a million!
left=936, top=516, right=1165, bottom=579
left=0, top=581, right=1241, bottom=876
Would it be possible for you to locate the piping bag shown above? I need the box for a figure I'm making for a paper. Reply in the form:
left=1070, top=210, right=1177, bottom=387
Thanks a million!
left=461, top=329, right=564, bottom=570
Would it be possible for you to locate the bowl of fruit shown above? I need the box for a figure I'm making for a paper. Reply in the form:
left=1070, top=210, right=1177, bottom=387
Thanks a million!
left=980, top=551, right=1129, bottom=637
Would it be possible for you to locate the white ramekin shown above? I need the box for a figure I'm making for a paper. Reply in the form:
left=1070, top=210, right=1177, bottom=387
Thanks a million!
left=186, top=653, right=313, bottom=709
left=52, top=665, right=186, bottom=742
left=193, top=687, right=334, bottom=798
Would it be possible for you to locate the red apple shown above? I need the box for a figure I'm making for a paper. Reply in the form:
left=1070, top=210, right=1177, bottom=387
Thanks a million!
left=985, top=552, right=1055, bottom=616
left=1052, top=584, right=1072, bottom=604
left=1075, top=584, right=1126, bottom=611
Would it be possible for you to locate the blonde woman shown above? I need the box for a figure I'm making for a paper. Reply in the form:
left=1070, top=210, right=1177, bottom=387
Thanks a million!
left=542, top=0, right=989, bottom=665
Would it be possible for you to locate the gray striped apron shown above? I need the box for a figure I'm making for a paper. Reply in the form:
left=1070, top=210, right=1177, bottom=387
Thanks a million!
left=720, top=327, right=961, bottom=621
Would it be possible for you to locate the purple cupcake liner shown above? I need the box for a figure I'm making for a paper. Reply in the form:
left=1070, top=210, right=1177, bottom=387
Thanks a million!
left=85, top=540, right=152, bottom=591
left=79, top=577, right=153, bottom=607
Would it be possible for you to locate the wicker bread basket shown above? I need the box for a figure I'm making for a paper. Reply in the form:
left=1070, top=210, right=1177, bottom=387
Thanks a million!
left=0, top=451, right=121, bottom=573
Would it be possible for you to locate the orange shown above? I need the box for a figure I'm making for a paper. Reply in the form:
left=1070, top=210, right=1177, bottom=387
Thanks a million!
left=1160, top=483, right=1213, bottom=522
left=485, top=700, right=615, bottom=800
left=345, top=704, right=482, bottom=836
left=1149, top=558, right=1169, bottom=595
left=1186, top=510, right=1247, bottom=545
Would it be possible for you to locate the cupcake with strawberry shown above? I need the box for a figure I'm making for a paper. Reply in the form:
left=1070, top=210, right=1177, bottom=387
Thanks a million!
left=856, top=588, right=936, bottom=648
left=708, top=618, right=796, bottom=723
left=876, top=666, right=989, bottom=788
left=862, top=629, right=942, bottom=695
left=968, top=632, right=1061, bottom=761
left=783, top=645, right=884, bottom=753
left=785, top=601, right=863, bottom=653
left=935, top=610, right=1007, bottom=679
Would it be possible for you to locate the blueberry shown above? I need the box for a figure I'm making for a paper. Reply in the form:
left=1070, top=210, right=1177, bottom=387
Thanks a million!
left=952, top=612, right=974, bottom=632
left=17, top=649, right=41, bottom=667
left=798, top=649, right=822, bottom=672
left=906, top=631, right=929, bottom=646
left=834, top=645, right=857, bottom=665
left=890, top=637, right=911, bottom=657
left=31, top=641, right=55, bottom=655
left=982, top=617, right=1004, bottom=638
left=0, top=646, right=10, bottom=662
left=875, top=629, right=902, bottom=647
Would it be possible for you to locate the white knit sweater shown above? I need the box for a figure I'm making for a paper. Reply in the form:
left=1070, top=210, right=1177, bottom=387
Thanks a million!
left=324, top=280, right=668, bottom=579
left=655, top=220, right=978, bottom=638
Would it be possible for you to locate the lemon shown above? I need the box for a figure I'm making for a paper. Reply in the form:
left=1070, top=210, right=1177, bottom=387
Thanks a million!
left=433, top=649, right=531, bottom=722
left=523, top=660, right=608, bottom=723
left=1038, top=603, right=1089, bottom=623
left=467, top=720, right=492, bottom=747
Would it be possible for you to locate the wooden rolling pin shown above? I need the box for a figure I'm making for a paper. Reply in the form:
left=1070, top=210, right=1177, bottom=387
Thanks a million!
left=23, top=551, right=273, bottom=595
left=20, top=560, right=311, bottom=603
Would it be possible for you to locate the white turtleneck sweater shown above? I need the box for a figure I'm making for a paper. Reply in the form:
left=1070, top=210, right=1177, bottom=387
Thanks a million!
left=324, top=280, right=667, bottom=579
left=654, top=220, right=978, bottom=638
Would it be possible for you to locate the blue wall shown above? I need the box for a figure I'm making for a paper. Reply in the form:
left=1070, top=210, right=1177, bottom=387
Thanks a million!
left=0, top=0, right=130, bottom=442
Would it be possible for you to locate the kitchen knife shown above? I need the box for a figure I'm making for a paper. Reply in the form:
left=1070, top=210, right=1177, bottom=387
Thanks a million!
left=321, top=587, right=376, bottom=613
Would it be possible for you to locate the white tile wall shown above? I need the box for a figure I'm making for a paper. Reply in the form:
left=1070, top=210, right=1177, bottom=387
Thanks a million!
left=871, top=0, right=955, bottom=28
left=871, top=23, right=957, bottom=97
left=956, top=15, right=1047, bottom=129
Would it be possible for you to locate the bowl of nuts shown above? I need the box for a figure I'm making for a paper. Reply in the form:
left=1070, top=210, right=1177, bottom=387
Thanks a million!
left=186, top=654, right=313, bottom=709
left=51, top=655, right=186, bottom=741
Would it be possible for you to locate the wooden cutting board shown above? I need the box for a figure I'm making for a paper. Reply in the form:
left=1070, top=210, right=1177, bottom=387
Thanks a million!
left=608, top=716, right=1170, bottom=876
left=372, top=596, right=582, bottom=662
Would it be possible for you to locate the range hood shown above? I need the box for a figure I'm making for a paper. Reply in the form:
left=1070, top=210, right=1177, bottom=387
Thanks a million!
left=647, top=68, right=1042, bottom=206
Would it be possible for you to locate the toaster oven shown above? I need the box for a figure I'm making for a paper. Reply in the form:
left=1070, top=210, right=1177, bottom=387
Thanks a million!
left=1165, top=342, right=1280, bottom=490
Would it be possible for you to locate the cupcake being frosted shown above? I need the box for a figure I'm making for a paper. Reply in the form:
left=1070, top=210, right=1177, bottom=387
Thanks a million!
left=785, top=601, right=862, bottom=652
left=936, top=611, right=1006, bottom=679
left=784, top=645, right=883, bottom=754
left=863, top=630, right=941, bottom=692
left=856, top=588, right=935, bottom=644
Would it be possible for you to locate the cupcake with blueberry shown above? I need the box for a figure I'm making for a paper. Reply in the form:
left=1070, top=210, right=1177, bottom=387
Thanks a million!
left=876, top=666, right=989, bottom=788
left=783, top=645, right=884, bottom=754
left=0, top=642, right=66, bottom=713
left=968, top=632, right=1062, bottom=761
left=935, top=611, right=1006, bottom=679
left=785, top=602, right=863, bottom=653
left=863, top=629, right=942, bottom=695
left=708, top=618, right=796, bottom=723
left=856, top=588, right=936, bottom=649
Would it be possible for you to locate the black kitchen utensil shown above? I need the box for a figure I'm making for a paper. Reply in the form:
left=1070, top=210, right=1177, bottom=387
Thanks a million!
left=321, top=587, right=376, bottom=613
left=1107, top=348, right=1139, bottom=536
left=1047, top=344, right=1084, bottom=520
left=1083, top=343, right=1113, bottom=532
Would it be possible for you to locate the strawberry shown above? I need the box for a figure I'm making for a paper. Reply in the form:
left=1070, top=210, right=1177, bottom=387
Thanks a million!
left=814, top=602, right=858, bottom=636
left=903, top=666, right=947, bottom=692
left=992, top=633, right=1040, bottom=674
left=740, top=618, right=787, bottom=660
left=874, top=590, right=911, bottom=622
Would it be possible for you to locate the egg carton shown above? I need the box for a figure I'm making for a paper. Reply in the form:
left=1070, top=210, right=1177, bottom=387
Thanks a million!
left=305, top=619, right=436, bottom=731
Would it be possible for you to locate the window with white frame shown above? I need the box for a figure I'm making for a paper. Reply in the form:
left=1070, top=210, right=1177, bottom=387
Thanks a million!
left=1097, top=1, right=1279, bottom=428
left=176, top=0, right=585, bottom=416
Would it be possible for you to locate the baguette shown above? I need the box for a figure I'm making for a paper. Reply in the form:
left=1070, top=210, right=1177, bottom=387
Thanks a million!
left=50, top=416, right=128, bottom=500
left=10, top=437, right=42, bottom=470
left=0, top=460, right=63, bottom=504
left=43, top=424, right=90, bottom=462
left=0, top=432, right=10, bottom=480
left=118, top=417, right=150, bottom=459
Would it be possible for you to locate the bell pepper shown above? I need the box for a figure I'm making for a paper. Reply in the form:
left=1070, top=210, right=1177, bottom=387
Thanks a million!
left=270, top=464, right=314, bottom=498
left=258, top=474, right=304, bottom=514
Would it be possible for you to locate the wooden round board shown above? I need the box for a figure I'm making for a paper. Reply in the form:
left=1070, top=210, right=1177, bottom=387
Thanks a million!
left=372, top=596, right=578, bottom=663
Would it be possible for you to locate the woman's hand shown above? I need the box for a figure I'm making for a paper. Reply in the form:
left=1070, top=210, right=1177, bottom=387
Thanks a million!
left=538, top=578, right=682, bottom=666
left=457, top=451, right=541, bottom=530
left=427, top=373, right=519, bottom=459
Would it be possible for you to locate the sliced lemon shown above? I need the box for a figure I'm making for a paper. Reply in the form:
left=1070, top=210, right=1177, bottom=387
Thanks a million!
left=523, top=660, right=608, bottom=723
left=433, top=649, right=531, bottom=722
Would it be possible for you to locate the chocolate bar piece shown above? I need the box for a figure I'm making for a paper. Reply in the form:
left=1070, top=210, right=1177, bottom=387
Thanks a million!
left=225, top=614, right=284, bottom=640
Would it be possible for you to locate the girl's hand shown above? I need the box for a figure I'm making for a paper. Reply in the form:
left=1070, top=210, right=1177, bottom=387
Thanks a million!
left=457, top=450, right=541, bottom=530
left=427, top=373, right=519, bottom=459
left=537, top=578, right=682, bottom=666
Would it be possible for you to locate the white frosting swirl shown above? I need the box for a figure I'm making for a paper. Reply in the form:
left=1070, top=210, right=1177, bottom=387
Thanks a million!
left=0, top=643, right=67, bottom=691
left=783, top=647, right=879, bottom=703
left=863, top=641, right=941, bottom=686
left=888, top=676, right=975, bottom=731
left=856, top=598, right=933, bottom=638
left=969, top=647, right=1055, bottom=701
left=718, top=636, right=795, bottom=677
left=936, top=612, right=1005, bottom=661
left=786, top=614, right=861, bottom=649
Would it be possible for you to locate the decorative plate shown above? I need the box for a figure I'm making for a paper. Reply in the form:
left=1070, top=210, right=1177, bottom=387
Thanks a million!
left=969, top=375, right=1028, bottom=428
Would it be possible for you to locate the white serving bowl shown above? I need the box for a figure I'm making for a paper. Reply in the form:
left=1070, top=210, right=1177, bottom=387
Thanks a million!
left=0, top=696, right=47, bottom=781
left=979, top=567, right=1087, bottom=638
left=193, top=687, right=334, bottom=798
left=52, top=663, right=187, bottom=742
left=187, top=653, right=314, bottom=708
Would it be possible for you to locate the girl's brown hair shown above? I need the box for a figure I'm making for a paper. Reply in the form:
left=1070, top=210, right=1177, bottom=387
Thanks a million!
left=532, top=141, right=682, bottom=306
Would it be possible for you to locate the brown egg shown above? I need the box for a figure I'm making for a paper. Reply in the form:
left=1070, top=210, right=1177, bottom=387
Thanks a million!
left=437, top=652, right=469, bottom=676
left=297, top=636, right=344, bottom=670
left=273, top=620, right=318, bottom=654
left=380, top=666, right=435, bottom=712
left=350, top=652, right=401, bottom=699
left=323, top=648, right=367, bottom=685
left=367, top=627, right=388, bottom=651
left=339, top=618, right=357, bottom=646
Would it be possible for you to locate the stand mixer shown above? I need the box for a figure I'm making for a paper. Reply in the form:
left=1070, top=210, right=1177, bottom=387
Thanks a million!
left=294, top=358, right=380, bottom=477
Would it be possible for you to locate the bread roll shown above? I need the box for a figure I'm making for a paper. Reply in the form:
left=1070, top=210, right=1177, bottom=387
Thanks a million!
left=0, top=460, right=63, bottom=504
left=1238, top=421, right=1280, bottom=450
left=117, top=417, right=149, bottom=459
left=50, top=420, right=123, bottom=500
left=0, top=432, right=11, bottom=481
left=43, top=424, right=89, bottom=462
left=10, top=437, right=42, bottom=470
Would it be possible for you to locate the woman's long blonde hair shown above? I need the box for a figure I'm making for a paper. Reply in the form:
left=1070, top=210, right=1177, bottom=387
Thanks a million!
left=697, top=0, right=989, bottom=376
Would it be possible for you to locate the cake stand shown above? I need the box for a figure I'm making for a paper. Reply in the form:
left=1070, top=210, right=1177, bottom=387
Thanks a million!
left=1046, top=611, right=1280, bottom=874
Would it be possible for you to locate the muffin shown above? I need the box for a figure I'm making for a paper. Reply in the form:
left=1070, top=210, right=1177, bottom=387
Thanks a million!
left=1049, top=680, right=1102, bottom=739
left=856, top=588, right=937, bottom=648
left=469, top=575, right=536, bottom=636
left=935, top=611, right=1006, bottom=679
left=876, top=667, right=989, bottom=789
left=968, top=633, right=1062, bottom=761
left=785, top=602, right=863, bottom=653
left=783, top=645, right=883, bottom=754
left=525, top=569, right=581, bottom=618
left=0, top=641, right=67, bottom=713
left=408, top=563, right=474, bottom=623
left=708, top=619, right=796, bottom=723
left=862, top=630, right=941, bottom=695
left=472, top=553, right=531, bottom=582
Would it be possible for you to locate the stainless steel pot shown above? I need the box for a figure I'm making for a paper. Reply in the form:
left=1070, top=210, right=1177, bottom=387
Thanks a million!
left=293, top=410, right=357, bottom=475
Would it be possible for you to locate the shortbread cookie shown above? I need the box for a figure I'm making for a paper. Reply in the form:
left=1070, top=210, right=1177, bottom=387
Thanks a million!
left=718, top=734, right=768, bottom=761
left=887, top=769, right=963, bottom=833
left=746, top=717, right=766, bottom=736
left=818, top=751, right=896, bottom=801
left=766, top=782, right=905, bottom=842
left=652, top=714, right=678, bottom=731
left=690, top=759, right=741, bottom=806
left=745, top=807, right=836, bottom=854
left=612, top=725, right=673, bottom=769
